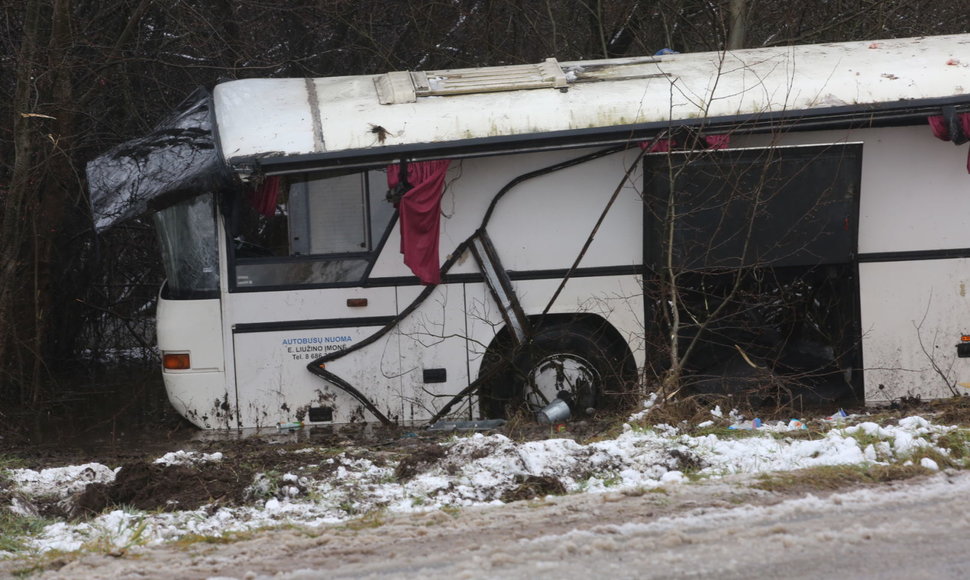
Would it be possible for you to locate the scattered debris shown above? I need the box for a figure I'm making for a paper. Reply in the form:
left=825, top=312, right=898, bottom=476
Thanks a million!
left=537, top=393, right=572, bottom=424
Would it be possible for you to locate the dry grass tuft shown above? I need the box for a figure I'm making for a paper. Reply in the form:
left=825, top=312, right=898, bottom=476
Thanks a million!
left=753, top=463, right=929, bottom=493
left=931, top=396, right=970, bottom=427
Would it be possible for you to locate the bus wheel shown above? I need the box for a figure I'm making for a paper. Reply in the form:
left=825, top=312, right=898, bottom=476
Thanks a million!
left=481, top=323, right=632, bottom=418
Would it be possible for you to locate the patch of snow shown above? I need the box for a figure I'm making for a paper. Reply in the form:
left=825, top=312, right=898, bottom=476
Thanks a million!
left=8, top=463, right=117, bottom=499
left=153, top=450, right=224, bottom=466
left=627, top=392, right=658, bottom=422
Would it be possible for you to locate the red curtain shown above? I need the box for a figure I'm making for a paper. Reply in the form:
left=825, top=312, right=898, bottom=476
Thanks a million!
left=929, top=113, right=970, bottom=173
left=639, top=134, right=729, bottom=151
left=387, top=160, right=451, bottom=284
left=249, top=176, right=280, bottom=217
left=703, top=134, right=730, bottom=150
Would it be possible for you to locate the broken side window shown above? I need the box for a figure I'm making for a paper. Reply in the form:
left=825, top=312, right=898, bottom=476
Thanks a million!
left=643, top=143, right=864, bottom=403
left=231, top=169, right=394, bottom=289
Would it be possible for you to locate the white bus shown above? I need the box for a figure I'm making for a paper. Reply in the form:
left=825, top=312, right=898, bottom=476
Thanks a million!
left=88, top=34, right=970, bottom=429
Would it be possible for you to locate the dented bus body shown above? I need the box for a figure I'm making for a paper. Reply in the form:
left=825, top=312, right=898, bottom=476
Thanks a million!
left=88, top=34, right=970, bottom=428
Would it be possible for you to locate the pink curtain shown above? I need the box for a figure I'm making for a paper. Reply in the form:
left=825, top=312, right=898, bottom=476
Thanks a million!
left=928, top=113, right=970, bottom=173
left=387, top=160, right=451, bottom=284
left=640, top=138, right=674, bottom=152
left=639, top=134, right=729, bottom=151
left=703, top=134, right=731, bottom=150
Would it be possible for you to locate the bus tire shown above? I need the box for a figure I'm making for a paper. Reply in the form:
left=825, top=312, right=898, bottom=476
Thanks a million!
left=480, top=323, right=633, bottom=419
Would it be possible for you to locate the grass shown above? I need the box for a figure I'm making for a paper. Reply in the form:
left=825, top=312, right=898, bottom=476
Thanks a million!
left=690, top=425, right=768, bottom=439
left=246, top=471, right=284, bottom=500
left=769, top=428, right=822, bottom=441
left=842, top=428, right=885, bottom=450
left=0, top=454, right=28, bottom=471
left=440, top=504, right=461, bottom=518
left=621, top=486, right=668, bottom=497
left=0, top=509, right=52, bottom=554
left=338, top=500, right=358, bottom=515
left=0, top=458, right=58, bottom=555
left=169, top=530, right=255, bottom=550
left=79, top=509, right=152, bottom=555
left=8, top=551, right=76, bottom=579
left=930, top=396, right=970, bottom=426
left=581, top=422, right=628, bottom=444
left=907, top=446, right=959, bottom=470
left=602, top=475, right=622, bottom=487
left=341, top=509, right=386, bottom=531
left=935, top=429, right=970, bottom=460
left=753, top=463, right=930, bottom=493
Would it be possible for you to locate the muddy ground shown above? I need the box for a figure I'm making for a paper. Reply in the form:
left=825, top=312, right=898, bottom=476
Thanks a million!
left=0, top=414, right=626, bottom=521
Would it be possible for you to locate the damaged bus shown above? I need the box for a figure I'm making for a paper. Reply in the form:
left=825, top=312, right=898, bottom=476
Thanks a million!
left=87, top=34, right=970, bottom=429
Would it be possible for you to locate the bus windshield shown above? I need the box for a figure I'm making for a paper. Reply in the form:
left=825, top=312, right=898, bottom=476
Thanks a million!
left=154, top=193, right=220, bottom=299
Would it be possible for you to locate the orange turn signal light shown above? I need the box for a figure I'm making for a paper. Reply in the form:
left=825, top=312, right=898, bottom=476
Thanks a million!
left=163, top=352, right=191, bottom=370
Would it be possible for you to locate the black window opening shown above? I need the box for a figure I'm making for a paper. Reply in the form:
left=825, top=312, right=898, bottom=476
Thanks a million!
left=643, top=143, right=864, bottom=404
left=230, top=169, right=397, bottom=290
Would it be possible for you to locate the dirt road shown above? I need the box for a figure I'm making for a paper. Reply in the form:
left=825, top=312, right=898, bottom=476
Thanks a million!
left=15, top=471, right=970, bottom=579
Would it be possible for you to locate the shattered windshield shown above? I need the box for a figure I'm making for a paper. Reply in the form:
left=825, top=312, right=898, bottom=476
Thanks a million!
left=154, top=193, right=220, bottom=298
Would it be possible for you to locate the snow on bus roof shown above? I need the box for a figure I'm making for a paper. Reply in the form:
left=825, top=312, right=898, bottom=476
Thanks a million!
left=214, top=34, right=970, bottom=167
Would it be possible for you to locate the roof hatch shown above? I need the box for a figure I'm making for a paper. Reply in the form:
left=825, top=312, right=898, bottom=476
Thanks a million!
left=375, top=58, right=568, bottom=105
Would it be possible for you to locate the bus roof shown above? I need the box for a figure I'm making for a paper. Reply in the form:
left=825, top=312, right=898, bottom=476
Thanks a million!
left=216, top=34, right=970, bottom=173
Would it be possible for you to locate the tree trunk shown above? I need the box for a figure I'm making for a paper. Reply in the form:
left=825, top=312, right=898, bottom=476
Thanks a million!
left=727, top=0, right=748, bottom=49
left=1, top=0, right=76, bottom=404
left=0, top=0, right=44, bottom=403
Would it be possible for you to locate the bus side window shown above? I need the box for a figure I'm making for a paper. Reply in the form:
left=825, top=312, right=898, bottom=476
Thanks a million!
left=232, top=169, right=395, bottom=288
left=291, top=170, right=394, bottom=256
left=235, top=178, right=289, bottom=258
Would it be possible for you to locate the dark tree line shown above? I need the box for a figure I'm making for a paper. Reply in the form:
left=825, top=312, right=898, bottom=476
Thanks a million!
left=1, top=0, right=968, bottom=418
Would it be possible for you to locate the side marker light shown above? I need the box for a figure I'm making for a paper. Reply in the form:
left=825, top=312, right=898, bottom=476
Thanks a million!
left=163, top=352, right=191, bottom=370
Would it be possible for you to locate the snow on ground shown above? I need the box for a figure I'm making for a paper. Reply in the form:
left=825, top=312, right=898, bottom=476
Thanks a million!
left=8, top=464, right=118, bottom=502
left=152, top=450, right=224, bottom=466
left=1, top=411, right=964, bottom=557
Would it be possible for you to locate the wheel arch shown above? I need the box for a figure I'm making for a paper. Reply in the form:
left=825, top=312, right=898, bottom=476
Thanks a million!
left=477, top=312, right=639, bottom=416
left=483, top=312, right=636, bottom=370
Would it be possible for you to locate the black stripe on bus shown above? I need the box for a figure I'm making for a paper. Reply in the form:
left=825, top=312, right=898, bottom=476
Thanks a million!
left=227, top=264, right=643, bottom=293
left=233, top=316, right=398, bottom=334
left=857, top=248, right=970, bottom=263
